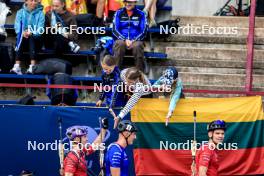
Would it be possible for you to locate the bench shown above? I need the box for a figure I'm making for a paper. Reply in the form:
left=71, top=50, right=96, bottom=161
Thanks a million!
left=0, top=73, right=156, bottom=83
left=0, top=73, right=102, bottom=97
left=4, top=24, right=165, bottom=51
left=4, top=24, right=162, bottom=33
left=0, top=73, right=101, bottom=81
left=4, top=24, right=167, bottom=73
left=18, top=48, right=167, bottom=61
left=0, top=73, right=156, bottom=99
left=7, top=1, right=172, bottom=11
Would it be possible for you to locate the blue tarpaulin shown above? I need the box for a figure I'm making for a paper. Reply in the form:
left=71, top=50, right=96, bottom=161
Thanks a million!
left=0, top=105, right=134, bottom=176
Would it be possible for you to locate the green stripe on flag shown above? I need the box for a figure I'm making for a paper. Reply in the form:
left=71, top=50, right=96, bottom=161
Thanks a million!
left=134, top=120, right=264, bottom=149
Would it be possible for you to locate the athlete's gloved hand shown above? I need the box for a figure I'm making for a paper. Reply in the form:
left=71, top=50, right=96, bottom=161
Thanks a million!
left=114, top=116, right=121, bottom=129
left=109, top=108, right=116, bottom=118
left=101, top=117, right=109, bottom=129
left=109, top=109, right=120, bottom=129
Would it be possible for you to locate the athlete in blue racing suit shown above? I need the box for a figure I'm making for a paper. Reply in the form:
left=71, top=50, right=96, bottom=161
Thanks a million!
left=105, top=120, right=137, bottom=176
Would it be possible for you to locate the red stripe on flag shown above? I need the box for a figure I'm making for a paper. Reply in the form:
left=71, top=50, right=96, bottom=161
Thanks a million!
left=134, top=147, right=264, bottom=175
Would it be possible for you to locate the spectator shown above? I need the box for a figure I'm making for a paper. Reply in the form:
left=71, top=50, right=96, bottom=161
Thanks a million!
left=111, top=67, right=152, bottom=128
left=0, top=1, right=11, bottom=41
left=143, top=0, right=168, bottom=27
left=104, top=0, right=124, bottom=20
left=94, top=0, right=106, bottom=22
left=11, top=0, right=45, bottom=75
left=46, top=73, right=78, bottom=106
left=45, top=0, right=80, bottom=55
left=152, top=67, right=184, bottom=126
left=96, top=55, right=126, bottom=109
left=112, top=0, right=148, bottom=72
left=64, top=0, right=106, bottom=26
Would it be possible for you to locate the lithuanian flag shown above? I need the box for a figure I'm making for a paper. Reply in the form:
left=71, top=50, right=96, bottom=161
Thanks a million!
left=131, top=96, right=264, bottom=175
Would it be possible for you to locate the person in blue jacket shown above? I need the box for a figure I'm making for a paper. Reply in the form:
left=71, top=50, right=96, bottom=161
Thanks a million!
left=96, top=55, right=126, bottom=109
left=11, top=0, right=45, bottom=75
left=105, top=120, right=137, bottom=176
left=112, top=0, right=148, bottom=72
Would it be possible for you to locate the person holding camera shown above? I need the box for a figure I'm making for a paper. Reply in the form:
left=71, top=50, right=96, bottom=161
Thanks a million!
left=45, top=0, right=80, bottom=56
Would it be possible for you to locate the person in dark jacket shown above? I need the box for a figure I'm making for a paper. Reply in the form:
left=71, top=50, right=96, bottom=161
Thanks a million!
left=112, top=0, right=148, bottom=72
left=96, top=55, right=126, bottom=109
left=45, top=0, right=80, bottom=56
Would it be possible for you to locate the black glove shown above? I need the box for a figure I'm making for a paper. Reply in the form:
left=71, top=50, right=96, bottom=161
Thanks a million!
left=101, top=117, right=108, bottom=129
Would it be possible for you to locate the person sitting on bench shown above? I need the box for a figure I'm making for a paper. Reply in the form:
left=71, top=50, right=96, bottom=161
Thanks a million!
left=11, top=0, right=44, bottom=75
left=65, top=0, right=106, bottom=26
left=112, top=0, right=148, bottom=72
left=45, top=0, right=80, bottom=56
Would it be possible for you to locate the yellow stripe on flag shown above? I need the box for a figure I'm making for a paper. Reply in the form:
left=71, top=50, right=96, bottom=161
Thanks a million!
left=131, top=96, right=264, bottom=123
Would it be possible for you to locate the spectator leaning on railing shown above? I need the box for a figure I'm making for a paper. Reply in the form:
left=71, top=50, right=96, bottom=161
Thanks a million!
left=112, top=0, right=148, bottom=72
left=152, top=67, right=184, bottom=126
left=110, top=67, right=152, bottom=128
left=96, top=55, right=127, bottom=109
left=45, top=0, right=80, bottom=55
left=11, top=0, right=45, bottom=75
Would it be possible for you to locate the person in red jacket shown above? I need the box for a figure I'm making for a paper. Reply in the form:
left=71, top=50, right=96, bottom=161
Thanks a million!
left=195, top=120, right=227, bottom=176
left=63, top=118, right=108, bottom=176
